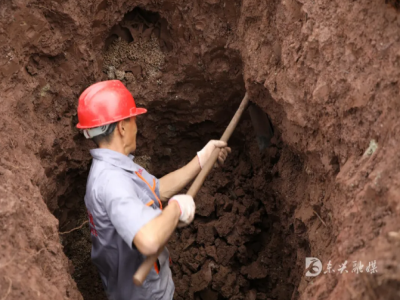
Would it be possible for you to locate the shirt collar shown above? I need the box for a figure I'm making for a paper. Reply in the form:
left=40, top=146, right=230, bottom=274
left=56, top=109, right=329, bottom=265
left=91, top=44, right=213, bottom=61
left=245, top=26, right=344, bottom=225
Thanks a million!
left=90, top=148, right=138, bottom=172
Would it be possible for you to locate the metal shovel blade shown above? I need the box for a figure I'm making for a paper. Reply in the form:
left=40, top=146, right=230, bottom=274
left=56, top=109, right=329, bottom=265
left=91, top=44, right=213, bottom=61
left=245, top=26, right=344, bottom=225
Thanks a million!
left=248, top=104, right=274, bottom=151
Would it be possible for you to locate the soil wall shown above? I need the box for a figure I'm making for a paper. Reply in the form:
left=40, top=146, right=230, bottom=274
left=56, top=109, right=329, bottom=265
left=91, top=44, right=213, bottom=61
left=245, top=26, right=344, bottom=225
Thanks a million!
left=0, top=0, right=399, bottom=299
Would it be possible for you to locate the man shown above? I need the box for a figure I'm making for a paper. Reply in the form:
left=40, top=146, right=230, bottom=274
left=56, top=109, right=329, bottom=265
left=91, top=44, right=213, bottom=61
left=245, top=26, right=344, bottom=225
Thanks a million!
left=76, top=80, right=231, bottom=300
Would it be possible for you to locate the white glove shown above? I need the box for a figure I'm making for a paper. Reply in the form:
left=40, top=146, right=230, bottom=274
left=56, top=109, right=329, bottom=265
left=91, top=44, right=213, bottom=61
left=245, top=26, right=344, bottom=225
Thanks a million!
left=168, top=195, right=195, bottom=224
left=197, top=140, right=231, bottom=168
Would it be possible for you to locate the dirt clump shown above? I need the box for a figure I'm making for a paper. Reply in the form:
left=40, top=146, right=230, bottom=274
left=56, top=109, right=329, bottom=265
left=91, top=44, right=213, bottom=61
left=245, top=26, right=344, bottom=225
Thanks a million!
left=103, top=36, right=165, bottom=80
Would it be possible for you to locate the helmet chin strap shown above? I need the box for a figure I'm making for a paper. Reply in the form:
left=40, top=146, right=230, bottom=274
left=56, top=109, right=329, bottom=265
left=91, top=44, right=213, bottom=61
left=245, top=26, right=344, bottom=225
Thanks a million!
left=83, top=124, right=110, bottom=139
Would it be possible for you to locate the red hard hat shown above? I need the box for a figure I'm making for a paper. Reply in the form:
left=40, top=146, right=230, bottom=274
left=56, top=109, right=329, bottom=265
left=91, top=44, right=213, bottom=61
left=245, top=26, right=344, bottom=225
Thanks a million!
left=76, top=80, right=147, bottom=129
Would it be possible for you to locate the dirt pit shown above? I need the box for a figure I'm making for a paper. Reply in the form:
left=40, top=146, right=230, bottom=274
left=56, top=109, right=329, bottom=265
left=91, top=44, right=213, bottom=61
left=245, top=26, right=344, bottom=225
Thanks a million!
left=1, top=1, right=400, bottom=300
left=57, top=109, right=305, bottom=300
left=55, top=10, right=304, bottom=299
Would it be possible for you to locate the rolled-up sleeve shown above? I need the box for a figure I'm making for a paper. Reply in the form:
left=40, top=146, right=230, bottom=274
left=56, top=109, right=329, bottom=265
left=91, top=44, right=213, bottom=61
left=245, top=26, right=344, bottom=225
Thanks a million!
left=102, top=172, right=161, bottom=249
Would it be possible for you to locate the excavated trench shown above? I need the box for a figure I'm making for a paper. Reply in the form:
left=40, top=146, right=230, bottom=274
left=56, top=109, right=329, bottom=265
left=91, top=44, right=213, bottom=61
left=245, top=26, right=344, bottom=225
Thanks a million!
left=1, top=1, right=400, bottom=300
left=56, top=107, right=307, bottom=300
left=52, top=9, right=307, bottom=299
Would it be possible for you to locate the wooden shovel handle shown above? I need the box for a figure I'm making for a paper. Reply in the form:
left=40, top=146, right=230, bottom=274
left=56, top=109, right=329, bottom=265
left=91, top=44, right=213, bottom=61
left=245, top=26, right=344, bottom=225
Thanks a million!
left=186, top=93, right=250, bottom=197
left=133, top=93, right=250, bottom=286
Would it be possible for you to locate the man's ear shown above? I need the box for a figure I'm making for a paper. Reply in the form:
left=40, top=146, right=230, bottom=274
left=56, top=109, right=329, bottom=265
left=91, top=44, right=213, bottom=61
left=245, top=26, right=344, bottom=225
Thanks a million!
left=117, top=120, right=125, bottom=137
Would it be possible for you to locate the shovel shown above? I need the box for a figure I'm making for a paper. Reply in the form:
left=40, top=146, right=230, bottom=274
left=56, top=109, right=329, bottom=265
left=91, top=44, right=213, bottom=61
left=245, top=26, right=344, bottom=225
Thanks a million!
left=133, top=92, right=273, bottom=286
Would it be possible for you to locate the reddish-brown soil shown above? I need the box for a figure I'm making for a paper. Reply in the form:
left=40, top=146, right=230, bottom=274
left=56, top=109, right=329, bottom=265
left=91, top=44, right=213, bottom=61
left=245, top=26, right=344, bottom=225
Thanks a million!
left=0, top=0, right=399, bottom=300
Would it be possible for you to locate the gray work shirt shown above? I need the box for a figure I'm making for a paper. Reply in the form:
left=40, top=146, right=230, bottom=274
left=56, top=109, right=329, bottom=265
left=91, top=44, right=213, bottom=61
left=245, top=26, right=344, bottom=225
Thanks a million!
left=84, top=148, right=174, bottom=300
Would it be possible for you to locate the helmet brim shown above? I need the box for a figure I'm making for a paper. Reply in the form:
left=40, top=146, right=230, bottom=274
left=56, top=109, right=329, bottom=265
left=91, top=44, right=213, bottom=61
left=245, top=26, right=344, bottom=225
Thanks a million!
left=132, top=107, right=147, bottom=116
left=76, top=107, right=148, bottom=129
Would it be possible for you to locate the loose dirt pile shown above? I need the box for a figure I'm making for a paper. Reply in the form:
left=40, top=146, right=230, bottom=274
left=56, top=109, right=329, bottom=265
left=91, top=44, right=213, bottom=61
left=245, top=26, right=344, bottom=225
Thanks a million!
left=0, top=0, right=399, bottom=300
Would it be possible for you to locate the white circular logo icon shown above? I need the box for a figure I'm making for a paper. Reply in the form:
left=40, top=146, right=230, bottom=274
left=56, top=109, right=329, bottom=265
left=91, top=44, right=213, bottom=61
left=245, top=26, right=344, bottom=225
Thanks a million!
left=305, top=257, right=322, bottom=276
